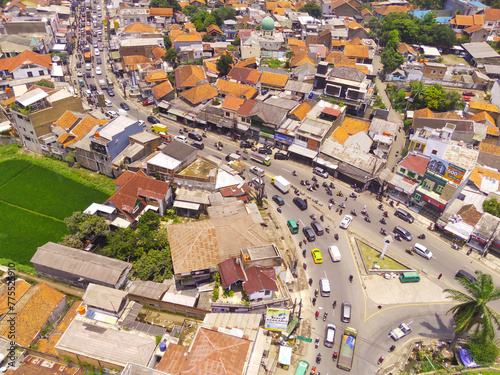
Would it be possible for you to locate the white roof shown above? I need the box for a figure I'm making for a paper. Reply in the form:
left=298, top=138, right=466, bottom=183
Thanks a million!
left=0, top=121, right=11, bottom=133
left=161, top=291, right=197, bottom=306
left=12, top=84, right=28, bottom=97
left=47, top=88, right=72, bottom=103
left=215, top=169, right=245, bottom=190
left=17, top=87, right=48, bottom=106
left=84, top=203, right=116, bottom=215
left=99, top=115, right=137, bottom=140
left=421, top=45, right=441, bottom=56
left=147, top=152, right=182, bottom=170
left=111, top=217, right=131, bottom=228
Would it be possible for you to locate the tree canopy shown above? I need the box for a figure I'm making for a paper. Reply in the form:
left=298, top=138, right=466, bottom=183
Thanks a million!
left=381, top=30, right=404, bottom=73
left=163, top=35, right=172, bottom=50
left=150, top=0, right=180, bottom=11
left=165, top=48, right=178, bottom=66
left=64, top=211, right=108, bottom=240
left=483, top=198, right=500, bottom=217
left=216, top=53, right=234, bottom=76
left=371, top=12, right=456, bottom=48
left=445, top=271, right=500, bottom=349
left=185, top=6, right=236, bottom=31
left=298, top=2, right=322, bottom=19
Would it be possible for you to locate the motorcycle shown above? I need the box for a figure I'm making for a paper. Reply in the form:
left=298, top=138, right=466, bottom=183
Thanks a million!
left=218, top=141, right=223, bottom=148
left=389, top=345, right=396, bottom=353
left=333, top=300, right=337, bottom=309
left=364, top=216, right=371, bottom=223
left=309, top=278, right=313, bottom=286
left=315, top=311, right=319, bottom=320
left=312, top=176, right=317, bottom=182
left=325, top=226, right=330, bottom=233
left=383, top=211, right=388, bottom=217
left=300, top=179, right=306, bottom=186
left=389, top=201, right=394, bottom=207
left=380, top=228, right=387, bottom=235
left=202, top=132, right=207, bottom=138
left=380, top=218, right=386, bottom=225
left=361, top=209, right=367, bottom=216
left=395, top=234, right=401, bottom=241
left=316, top=353, right=322, bottom=364
left=350, top=209, right=357, bottom=216
left=315, top=337, right=320, bottom=349
left=349, top=193, right=357, bottom=198
left=330, top=182, right=335, bottom=189
left=452, top=243, right=459, bottom=250
left=334, top=233, right=339, bottom=241
left=405, top=248, right=414, bottom=255
left=323, top=312, right=328, bottom=321
left=418, top=234, right=426, bottom=240
left=310, top=214, right=316, bottom=220
left=314, top=289, right=319, bottom=298
left=305, top=180, right=311, bottom=186
left=312, top=297, right=316, bottom=306
left=292, top=171, right=297, bottom=176
left=277, top=207, right=281, bottom=213
left=327, top=189, right=333, bottom=196
left=378, top=204, right=383, bottom=210
left=242, top=156, right=247, bottom=160
left=320, top=215, right=324, bottom=222
left=339, top=202, right=346, bottom=209
left=179, top=129, right=184, bottom=134
left=336, top=191, right=344, bottom=197
left=377, top=356, right=385, bottom=365
left=323, top=182, right=328, bottom=187
left=332, top=351, right=338, bottom=360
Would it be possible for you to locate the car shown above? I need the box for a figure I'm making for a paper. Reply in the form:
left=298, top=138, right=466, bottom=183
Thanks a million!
left=138, top=120, right=145, bottom=127
left=252, top=177, right=264, bottom=188
left=188, top=131, right=202, bottom=141
left=250, top=166, right=264, bottom=176
left=272, top=195, right=285, bottom=206
left=311, top=221, right=324, bottom=236
left=99, top=45, right=103, bottom=51
left=339, top=215, right=353, bottom=229
left=389, top=322, right=412, bottom=341
left=174, top=135, right=187, bottom=143
left=462, top=91, right=475, bottom=97
left=89, top=83, right=97, bottom=91
left=98, top=29, right=102, bottom=35
left=412, top=243, right=433, bottom=260
left=394, top=208, right=414, bottom=224
left=97, top=5, right=101, bottom=10
left=462, top=96, right=471, bottom=102
left=83, top=89, right=92, bottom=97
left=191, top=141, right=204, bottom=150
left=96, top=57, right=102, bottom=64
left=107, top=88, right=115, bottom=96
left=93, top=42, right=98, bottom=48
left=143, top=98, right=154, bottom=106
left=313, top=166, right=329, bottom=178
left=258, top=147, right=273, bottom=155
left=311, top=248, right=323, bottom=263
left=97, top=36, right=102, bottom=43
left=455, top=269, right=477, bottom=283
left=95, top=67, right=102, bottom=75
left=94, top=49, right=100, bottom=56
left=86, top=72, right=92, bottom=78
left=324, top=324, right=336, bottom=348
left=240, top=140, right=254, bottom=148
left=93, top=31, right=98, bottom=37
left=105, top=110, right=118, bottom=118
left=293, top=197, right=308, bottom=211
left=86, top=21, right=90, bottom=26
left=303, top=226, right=316, bottom=242
left=274, top=152, right=288, bottom=160
left=120, top=102, right=130, bottom=110
left=96, top=91, right=103, bottom=96
left=147, top=116, right=160, bottom=124
left=393, top=226, right=412, bottom=241
left=104, top=99, right=112, bottom=107
left=76, top=62, right=82, bottom=69
left=76, top=70, right=83, bottom=77
left=319, top=277, right=330, bottom=297
left=341, top=301, right=352, bottom=323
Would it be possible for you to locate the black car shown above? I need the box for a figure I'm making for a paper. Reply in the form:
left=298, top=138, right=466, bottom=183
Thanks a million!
left=86, top=72, right=92, bottom=78
left=293, top=197, right=308, bottom=211
left=311, top=221, right=324, bottom=236
left=147, top=116, right=160, bottom=124
left=274, top=152, right=288, bottom=160
left=240, top=141, right=254, bottom=148
left=120, top=102, right=130, bottom=110
left=455, top=270, right=477, bottom=283
left=107, top=88, right=115, bottom=97
left=188, top=131, right=202, bottom=141
left=191, top=141, right=204, bottom=150
left=89, top=83, right=97, bottom=91
left=273, top=195, right=285, bottom=206
left=96, top=57, right=102, bottom=65
left=76, top=62, right=82, bottom=69
left=303, top=226, right=316, bottom=242
left=259, top=147, right=273, bottom=155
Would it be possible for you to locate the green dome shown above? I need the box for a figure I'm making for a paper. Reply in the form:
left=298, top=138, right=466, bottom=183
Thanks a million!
left=262, top=16, right=275, bottom=31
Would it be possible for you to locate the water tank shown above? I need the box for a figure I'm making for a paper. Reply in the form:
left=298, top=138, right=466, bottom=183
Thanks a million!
left=159, top=341, right=167, bottom=352
left=52, top=55, right=61, bottom=63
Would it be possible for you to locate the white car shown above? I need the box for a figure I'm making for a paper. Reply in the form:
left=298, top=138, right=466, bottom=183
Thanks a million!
left=314, top=166, right=329, bottom=178
left=95, top=67, right=102, bottom=75
left=174, top=135, right=187, bottom=143
left=106, top=110, right=118, bottom=118
left=95, top=49, right=100, bottom=56
left=104, top=99, right=112, bottom=107
left=339, top=215, right=353, bottom=229
left=250, top=166, right=264, bottom=176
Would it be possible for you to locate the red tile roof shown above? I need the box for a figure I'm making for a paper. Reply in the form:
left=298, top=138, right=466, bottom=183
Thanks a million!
left=398, top=154, right=429, bottom=175
left=243, top=266, right=278, bottom=295
left=157, top=343, right=188, bottom=373
left=321, top=107, right=341, bottom=117
left=237, top=100, right=257, bottom=116
left=0, top=50, right=52, bottom=73
left=218, top=257, right=246, bottom=289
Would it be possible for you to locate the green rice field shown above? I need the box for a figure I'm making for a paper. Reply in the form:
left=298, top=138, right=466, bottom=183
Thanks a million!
left=0, top=159, right=109, bottom=265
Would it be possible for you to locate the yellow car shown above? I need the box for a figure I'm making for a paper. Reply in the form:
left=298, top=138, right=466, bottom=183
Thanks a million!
left=312, top=248, right=323, bottom=264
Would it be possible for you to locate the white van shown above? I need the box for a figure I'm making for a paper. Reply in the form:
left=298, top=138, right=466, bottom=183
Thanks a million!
left=328, top=245, right=341, bottom=262
left=85, top=63, right=91, bottom=71
left=413, top=243, right=433, bottom=260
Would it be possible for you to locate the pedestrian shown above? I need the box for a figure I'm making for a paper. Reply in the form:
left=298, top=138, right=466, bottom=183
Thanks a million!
left=438, top=273, right=442, bottom=279
left=329, top=203, right=332, bottom=210
left=345, top=197, right=348, bottom=201
left=378, top=304, right=382, bottom=310
left=467, top=248, right=473, bottom=256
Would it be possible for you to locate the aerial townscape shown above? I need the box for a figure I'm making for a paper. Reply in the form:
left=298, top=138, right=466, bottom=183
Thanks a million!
left=2, top=0, right=500, bottom=373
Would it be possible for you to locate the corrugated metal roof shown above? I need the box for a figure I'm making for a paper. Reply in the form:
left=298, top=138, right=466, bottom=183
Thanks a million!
left=83, top=284, right=128, bottom=313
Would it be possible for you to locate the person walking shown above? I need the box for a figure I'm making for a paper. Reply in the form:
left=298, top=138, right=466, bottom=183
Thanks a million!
left=438, top=273, right=442, bottom=280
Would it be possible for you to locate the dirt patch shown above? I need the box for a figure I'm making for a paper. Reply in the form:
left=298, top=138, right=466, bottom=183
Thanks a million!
left=441, top=54, right=469, bottom=66
left=178, top=158, right=216, bottom=178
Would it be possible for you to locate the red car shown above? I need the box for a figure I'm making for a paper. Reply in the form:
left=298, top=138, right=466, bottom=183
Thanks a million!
left=462, top=91, right=475, bottom=97
left=142, top=98, right=154, bottom=106
left=462, top=96, right=471, bottom=102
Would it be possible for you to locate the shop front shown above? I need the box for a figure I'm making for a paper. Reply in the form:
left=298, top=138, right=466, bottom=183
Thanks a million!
left=259, top=130, right=275, bottom=145
left=274, top=133, right=294, bottom=150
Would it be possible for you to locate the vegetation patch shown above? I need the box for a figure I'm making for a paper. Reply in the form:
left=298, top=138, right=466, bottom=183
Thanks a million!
left=356, top=239, right=407, bottom=271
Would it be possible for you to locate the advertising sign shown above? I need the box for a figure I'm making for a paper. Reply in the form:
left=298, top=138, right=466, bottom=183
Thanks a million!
left=427, top=155, right=466, bottom=184
left=274, top=133, right=294, bottom=145
left=264, top=308, right=290, bottom=331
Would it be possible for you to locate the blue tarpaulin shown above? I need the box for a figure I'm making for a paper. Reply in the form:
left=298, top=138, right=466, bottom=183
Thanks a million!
left=460, top=348, right=478, bottom=368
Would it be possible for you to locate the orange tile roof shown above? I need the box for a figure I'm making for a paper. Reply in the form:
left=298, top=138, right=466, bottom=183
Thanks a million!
left=157, top=343, right=189, bottom=373
left=207, top=24, right=223, bottom=34
left=290, top=45, right=308, bottom=55
left=175, top=65, right=206, bottom=89
left=277, top=0, right=291, bottom=7
left=325, top=51, right=352, bottom=65
left=145, top=71, right=168, bottom=83
left=346, top=20, right=367, bottom=30
left=150, top=7, right=174, bottom=17
left=344, top=44, right=369, bottom=59
left=336, top=63, right=370, bottom=74
left=479, top=142, right=500, bottom=154
left=0, top=283, right=65, bottom=347
left=361, top=8, right=372, bottom=15
left=152, top=46, right=167, bottom=61
left=204, top=60, right=220, bottom=74
left=473, top=14, right=484, bottom=24
left=487, top=125, right=499, bottom=136
left=0, top=280, right=30, bottom=316
left=470, top=165, right=500, bottom=191
left=122, top=55, right=153, bottom=71
left=152, top=80, right=174, bottom=100
left=222, top=96, right=245, bottom=111
left=433, top=111, right=463, bottom=120
left=374, top=4, right=412, bottom=15
left=235, top=56, right=257, bottom=67
left=170, top=29, right=184, bottom=39
left=57, top=116, right=109, bottom=147
left=397, top=42, right=417, bottom=55
left=485, top=8, right=500, bottom=21
left=331, top=117, right=370, bottom=144
left=413, top=107, right=434, bottom=119
left=470, top=111, right=496, bottom=125
left=266, top=2, right=277, bottom=10
left=289, top=102, right=311, bottom=121
left=216, top=79, right=257, bottom=99
left=259, top=71, right=288, bottom=88
left=469, top=101, right=499, bottom=113
left=290, top=52, right=314, bottom=68
left=2, top=97, right=16, bottom=106
left=465, top=25, right=484, bottom=34
left=174, top=33, right=202, bottom=43
left=273, top=8, right=286, bottom=15
left=180, top=83, right=218, bottom=104
left=289, top=35, right=306, bottom=44
left=452, top=15, right=482, bottom=26
left=331, top=39, right=348, bottom=47
left=347, top=37, right=363, bottom=45
left=54, top=110, right=79, bottom=130
left=0, top=50, right=51, bottom=73
left=123, top=23, right=157, bottom=33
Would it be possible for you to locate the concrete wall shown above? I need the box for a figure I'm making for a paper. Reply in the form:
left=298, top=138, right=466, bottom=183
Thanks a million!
left=11, top=65, right=50, bottom=80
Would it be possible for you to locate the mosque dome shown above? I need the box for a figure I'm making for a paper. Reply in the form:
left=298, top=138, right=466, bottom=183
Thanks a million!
left=261, top=16, right=275, bottom=31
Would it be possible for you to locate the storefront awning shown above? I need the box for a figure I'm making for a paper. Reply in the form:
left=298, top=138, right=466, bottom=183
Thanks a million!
left=288, top=144, right=318, bottom=159
left=278, top=346, right=292, bottom=366
left=237, top=123, right=250, bottom=131
left=173, top=201, right=200, bottom=210
left=195, top=117, right=207, bottom=124
left=185, top=113, right=196, bottom=121
left=387, top=174, right=418, bottom=195
left=169, top=108, right=185, bottom=117
left=444, top=221, right=474, bottom=240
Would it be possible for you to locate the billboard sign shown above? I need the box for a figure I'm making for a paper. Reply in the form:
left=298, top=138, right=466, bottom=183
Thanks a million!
left=427, top=155, right=466, bottom=184
left=265, top=308, right=290, bottom=331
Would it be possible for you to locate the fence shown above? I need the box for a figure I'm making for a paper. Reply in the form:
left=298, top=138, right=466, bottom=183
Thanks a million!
left=128, top=293, right=209, bottom=320
left=421, top=78, right=487, bottom=90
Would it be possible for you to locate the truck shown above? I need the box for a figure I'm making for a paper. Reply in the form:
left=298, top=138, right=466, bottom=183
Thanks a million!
left=98, top=79, right=107, bottom=89
left=389, top=322, right=412, bottom=341
left=271, top=175, right=291, bottom=194
left=152, top=124, right=172, bottom=143
left=250, top=152, right=271, bottom=166
left=337, top=327, right=357, bottom=371
left=229, top=160, right=245, bottom=174
left=225, top=153, right=241, bottom=162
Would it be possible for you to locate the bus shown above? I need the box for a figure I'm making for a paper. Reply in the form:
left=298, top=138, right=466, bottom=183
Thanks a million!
left=287, top=219, right=298, bottom=234
left=294, top=360, right=309, bottom=375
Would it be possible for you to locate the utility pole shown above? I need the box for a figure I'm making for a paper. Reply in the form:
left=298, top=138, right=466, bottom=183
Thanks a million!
left=380, top=236, right=392, bottom=260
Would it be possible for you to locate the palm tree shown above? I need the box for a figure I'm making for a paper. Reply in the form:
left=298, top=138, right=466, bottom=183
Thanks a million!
left=410, top=81, right=425, bottom=107
left=445, top=271, right=500, bottom=350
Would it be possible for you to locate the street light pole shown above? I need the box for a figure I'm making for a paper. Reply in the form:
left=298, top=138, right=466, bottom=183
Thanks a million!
left=380, top=236, right=392, bottom=260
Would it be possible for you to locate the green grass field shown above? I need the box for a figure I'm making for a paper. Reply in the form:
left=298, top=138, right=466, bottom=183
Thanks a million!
left=0, top=159, right=109, bottom=265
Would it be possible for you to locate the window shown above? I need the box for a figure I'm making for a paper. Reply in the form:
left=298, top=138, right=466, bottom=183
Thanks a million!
left=39, top=70, right=44, bottom=76
left=423, top=180, right=434, bottom=191
left=432, top=70, right=436, bottom=74
left=439, top=70, right=443, bottom=75
left=431, top=149, right=438, bottom=155
left=264, top=290, right=271, bottom=295
left=399, top=168, right=406, bottom=174
left=436, top=185, right=444, bottom=194
left=414, top=193, right=421, bottom=202
left=27, top=71, right=33, bottom=78
left=408, top=171, right=415, bottom=178
left=225, top=112, right=231, bottom=117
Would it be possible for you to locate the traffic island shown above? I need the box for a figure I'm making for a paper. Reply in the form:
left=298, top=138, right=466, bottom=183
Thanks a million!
left=356, top=239, right=406, bottom=273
